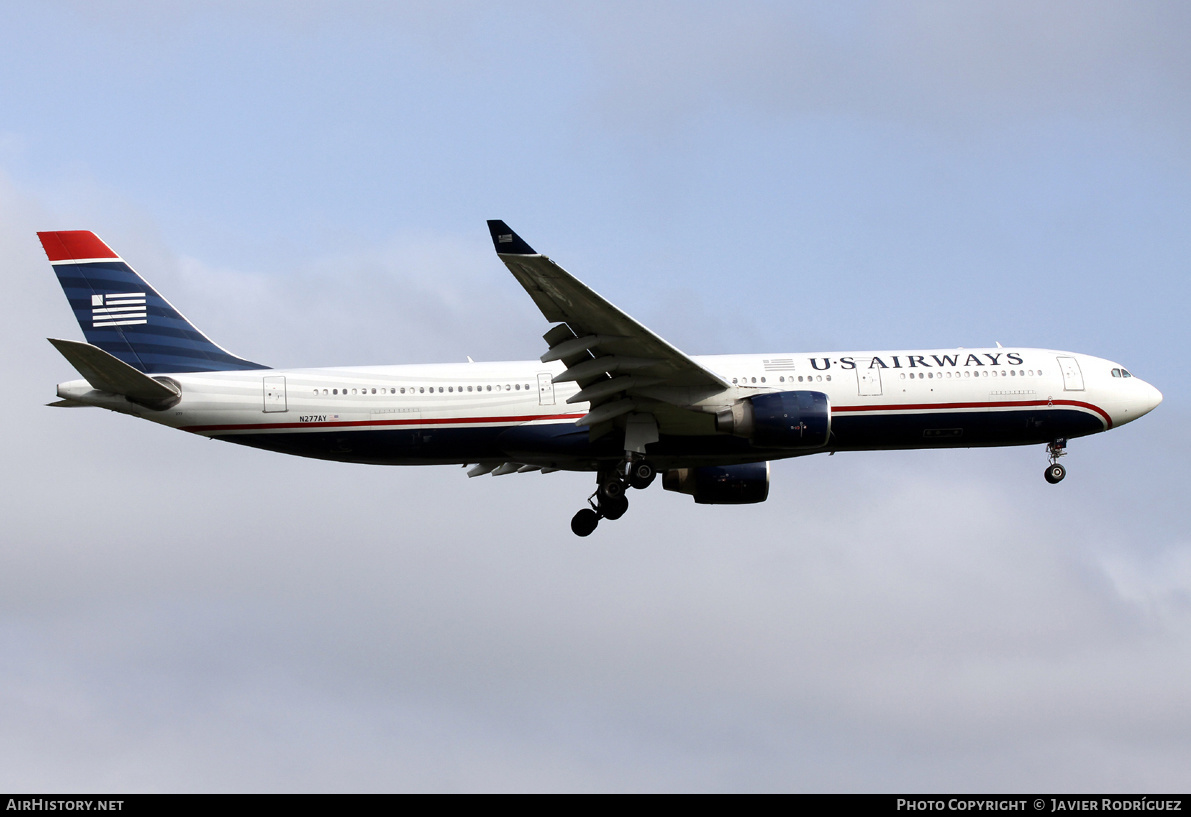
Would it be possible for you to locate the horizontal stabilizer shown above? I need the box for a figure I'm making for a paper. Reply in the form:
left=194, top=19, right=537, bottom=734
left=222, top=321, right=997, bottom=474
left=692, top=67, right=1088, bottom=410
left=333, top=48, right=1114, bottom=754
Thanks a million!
left=46, top=399, right=86, bottom=407
left=49, top=338, right=180, bottom=410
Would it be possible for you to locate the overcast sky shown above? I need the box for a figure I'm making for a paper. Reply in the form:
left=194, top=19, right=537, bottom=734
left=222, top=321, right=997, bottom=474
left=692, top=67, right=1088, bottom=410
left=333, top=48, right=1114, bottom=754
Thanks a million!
left=2, top=1, right=1189, bottom=792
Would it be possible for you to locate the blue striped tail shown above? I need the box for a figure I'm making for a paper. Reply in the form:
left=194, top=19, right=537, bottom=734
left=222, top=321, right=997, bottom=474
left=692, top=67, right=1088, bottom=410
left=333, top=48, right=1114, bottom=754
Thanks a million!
left=39, top=231, right=267, bottom=374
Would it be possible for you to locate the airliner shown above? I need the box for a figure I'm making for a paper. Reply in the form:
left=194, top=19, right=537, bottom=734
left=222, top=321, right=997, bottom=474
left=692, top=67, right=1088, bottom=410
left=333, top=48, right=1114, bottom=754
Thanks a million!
left=41, top=221, right=1162, bottom=536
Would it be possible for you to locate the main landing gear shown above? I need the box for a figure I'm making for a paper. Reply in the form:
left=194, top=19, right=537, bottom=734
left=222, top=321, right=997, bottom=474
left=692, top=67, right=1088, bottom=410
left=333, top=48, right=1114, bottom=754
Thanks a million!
left=570, top=459, right=657, bottom=537
left=1044, top=438, right=1067, bottom=484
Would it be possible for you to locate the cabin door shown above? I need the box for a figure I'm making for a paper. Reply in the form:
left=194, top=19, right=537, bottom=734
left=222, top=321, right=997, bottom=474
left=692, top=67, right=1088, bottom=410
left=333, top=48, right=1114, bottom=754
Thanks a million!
left=856, top=361, right=882, bottom=397
left=537, top=372, right=556, bottom=406
left=1057, top=356, right=1084, bottom=391
left=263, top=375, right=288, bottom=412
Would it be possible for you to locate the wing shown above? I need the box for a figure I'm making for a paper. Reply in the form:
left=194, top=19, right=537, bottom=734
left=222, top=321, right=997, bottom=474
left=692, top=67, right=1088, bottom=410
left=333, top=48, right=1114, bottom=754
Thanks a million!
left=487, top=220, right=729, bottom=445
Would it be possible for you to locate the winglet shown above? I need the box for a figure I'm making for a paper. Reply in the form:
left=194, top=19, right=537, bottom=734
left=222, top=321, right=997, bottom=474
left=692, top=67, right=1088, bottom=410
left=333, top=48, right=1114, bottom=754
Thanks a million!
left=486, top=220, right=537, bottom=255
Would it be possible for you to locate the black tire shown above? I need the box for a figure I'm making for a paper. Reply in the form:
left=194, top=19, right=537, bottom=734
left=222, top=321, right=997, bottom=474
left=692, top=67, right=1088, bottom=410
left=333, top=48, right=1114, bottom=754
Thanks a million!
left=629, top=461, right=657, bottom=491
left=571, top=508, right=600, bottom=537
left=601, top=479, right=626, bottom=500
left=1044, top=463, right=1066, bottom=484
left=601, top=494, right=629, bottom=520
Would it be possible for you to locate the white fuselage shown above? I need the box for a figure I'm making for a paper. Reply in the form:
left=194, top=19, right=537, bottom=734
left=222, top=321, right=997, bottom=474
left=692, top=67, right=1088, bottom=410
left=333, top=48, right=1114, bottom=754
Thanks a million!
left=56, top=346, right=1163, bottom=470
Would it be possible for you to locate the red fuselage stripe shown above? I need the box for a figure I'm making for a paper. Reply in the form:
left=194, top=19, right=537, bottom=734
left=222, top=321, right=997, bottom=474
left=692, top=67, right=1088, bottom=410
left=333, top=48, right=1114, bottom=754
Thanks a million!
left=182, top=412, right=588, bottom=434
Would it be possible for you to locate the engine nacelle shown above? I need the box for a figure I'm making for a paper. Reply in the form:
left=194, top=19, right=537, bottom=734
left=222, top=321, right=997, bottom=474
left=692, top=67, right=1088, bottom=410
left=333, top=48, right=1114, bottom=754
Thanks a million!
left=715, top=390, right=830, bottom=449
left=662, top=462, right=770, bottom=504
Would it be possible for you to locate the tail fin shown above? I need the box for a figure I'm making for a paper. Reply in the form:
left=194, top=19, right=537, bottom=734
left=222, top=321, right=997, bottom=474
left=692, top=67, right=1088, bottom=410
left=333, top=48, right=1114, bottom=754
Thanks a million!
left=38, top=231, right=267, bottom=373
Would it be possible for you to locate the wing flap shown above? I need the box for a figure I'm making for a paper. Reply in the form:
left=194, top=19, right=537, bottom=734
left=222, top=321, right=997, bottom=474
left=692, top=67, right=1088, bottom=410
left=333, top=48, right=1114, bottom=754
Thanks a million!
left=466, top=461, right=556, bottom=478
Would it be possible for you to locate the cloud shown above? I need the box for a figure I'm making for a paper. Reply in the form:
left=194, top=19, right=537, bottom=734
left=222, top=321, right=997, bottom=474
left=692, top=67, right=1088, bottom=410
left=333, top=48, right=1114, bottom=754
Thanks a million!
left=3, top=438, right=1189, bottom=791
left=582, top=1, right=1191, bottom=135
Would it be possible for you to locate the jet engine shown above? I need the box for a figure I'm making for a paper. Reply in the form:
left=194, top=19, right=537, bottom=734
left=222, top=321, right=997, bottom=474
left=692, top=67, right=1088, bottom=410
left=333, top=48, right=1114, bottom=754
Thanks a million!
left=715, top=390, right=830, bottom=449
left=662, top=462, right=770, bottom=504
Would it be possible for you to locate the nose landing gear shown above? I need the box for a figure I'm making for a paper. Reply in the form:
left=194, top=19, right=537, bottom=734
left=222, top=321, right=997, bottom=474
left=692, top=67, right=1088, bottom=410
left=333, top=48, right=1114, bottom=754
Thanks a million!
left=1044, top=438, right=1067, bottom=484
left=569, top=458, right=657, bottom=536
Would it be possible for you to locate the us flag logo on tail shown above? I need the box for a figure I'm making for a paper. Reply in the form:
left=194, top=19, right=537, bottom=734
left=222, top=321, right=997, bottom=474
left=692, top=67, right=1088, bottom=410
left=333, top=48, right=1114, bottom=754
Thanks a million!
left=91, top=292, right=147, bottom=327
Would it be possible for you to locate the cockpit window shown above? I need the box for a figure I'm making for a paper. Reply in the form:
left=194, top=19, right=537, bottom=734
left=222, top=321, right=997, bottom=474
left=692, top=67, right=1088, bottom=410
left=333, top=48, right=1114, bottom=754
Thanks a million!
left=1111, top=368, right=1121, bottom=377
left=1122, top=369, right=1132, bottom=378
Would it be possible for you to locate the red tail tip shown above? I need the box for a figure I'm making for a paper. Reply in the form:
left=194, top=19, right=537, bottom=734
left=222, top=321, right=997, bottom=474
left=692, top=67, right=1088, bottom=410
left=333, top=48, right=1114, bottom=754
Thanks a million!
left=38, top=231, right=119, bottom=262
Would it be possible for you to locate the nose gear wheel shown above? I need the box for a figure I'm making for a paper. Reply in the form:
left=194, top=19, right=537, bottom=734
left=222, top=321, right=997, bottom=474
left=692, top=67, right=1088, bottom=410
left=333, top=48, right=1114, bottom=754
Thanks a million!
left=1043, top=438, right=1067, bottom=484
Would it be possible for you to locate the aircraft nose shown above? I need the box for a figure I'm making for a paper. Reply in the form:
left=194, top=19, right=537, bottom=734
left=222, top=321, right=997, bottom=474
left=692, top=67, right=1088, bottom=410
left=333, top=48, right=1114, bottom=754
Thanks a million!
left=1112, top=376, right=1162, bottom=427
left=1139, top=381, right=1163, bottom=416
